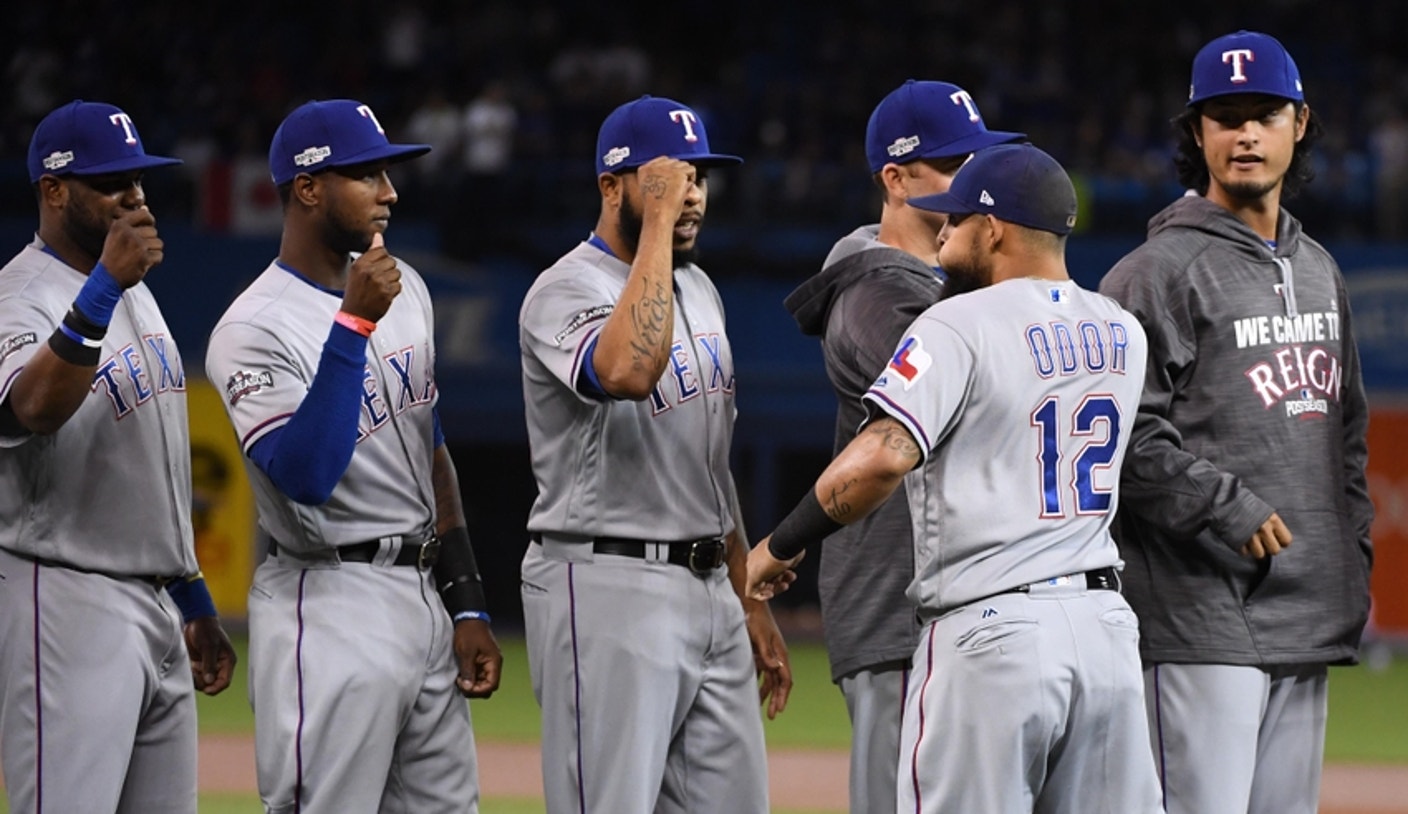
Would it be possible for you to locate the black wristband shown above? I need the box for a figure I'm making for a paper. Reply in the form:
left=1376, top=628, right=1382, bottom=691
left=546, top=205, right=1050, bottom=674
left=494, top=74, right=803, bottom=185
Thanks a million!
left=433, top=527, right=488, bottom=617
left=768, top=488, right=843, bottom=561
left=63, top=306, right=106, bottom=342
left=47, top=325, right=101, bottom=365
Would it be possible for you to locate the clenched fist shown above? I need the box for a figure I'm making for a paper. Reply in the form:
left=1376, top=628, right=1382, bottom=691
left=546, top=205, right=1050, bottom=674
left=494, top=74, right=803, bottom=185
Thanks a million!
left=341, top=232, right=401, bottom=323
left=100, top=207, right=164, bottom=288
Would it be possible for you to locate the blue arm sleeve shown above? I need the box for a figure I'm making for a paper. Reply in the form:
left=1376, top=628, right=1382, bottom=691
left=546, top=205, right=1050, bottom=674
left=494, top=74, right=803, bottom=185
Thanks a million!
left=248, top=322, right=368, bottom=505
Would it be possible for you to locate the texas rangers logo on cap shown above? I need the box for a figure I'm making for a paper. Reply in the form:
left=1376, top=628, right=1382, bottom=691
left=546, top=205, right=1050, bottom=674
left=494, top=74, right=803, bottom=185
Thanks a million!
left=887, top=336, right=932, bottom=390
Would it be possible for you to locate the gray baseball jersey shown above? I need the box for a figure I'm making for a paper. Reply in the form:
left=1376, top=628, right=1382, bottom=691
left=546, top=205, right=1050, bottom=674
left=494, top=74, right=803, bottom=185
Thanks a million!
left=205, top=259, right=438, bottom=549
left=518, top=240, right=767, bottom=813
left=864, top=278, right=1162, bottom=812
left=521, top=241, right=736, bottom=541
left=205, top=257, right=479, bottom=814
left=0, top=238, right=199, bottom=813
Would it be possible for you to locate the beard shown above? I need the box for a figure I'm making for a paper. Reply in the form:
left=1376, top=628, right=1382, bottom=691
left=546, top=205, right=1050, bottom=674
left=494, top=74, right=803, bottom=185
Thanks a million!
left=61, top=195, right=110, bottom=261
left=1219, top=177, right=1281, bottom=202
left=321, top=207, right=374, bottom=256
left=937, top=232, right=992, bottom=299
left=617, top=191, right=700, bottom=269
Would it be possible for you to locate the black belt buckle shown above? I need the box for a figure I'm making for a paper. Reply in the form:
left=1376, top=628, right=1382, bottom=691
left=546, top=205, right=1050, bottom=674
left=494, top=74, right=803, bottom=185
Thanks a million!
left=417, top=537, right=441, bottom=570
left=687, top=539, right=725, bottom=576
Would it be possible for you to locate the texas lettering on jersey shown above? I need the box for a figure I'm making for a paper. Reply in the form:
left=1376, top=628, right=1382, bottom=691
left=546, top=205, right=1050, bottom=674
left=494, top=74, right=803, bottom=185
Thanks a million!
left=91, top=333, right=185, bottom=419
left=357, top=343, right=435, bottom=441
left=647, top=332, right=733, bottom=415
left=1233, top=309, right=1343, bottom=418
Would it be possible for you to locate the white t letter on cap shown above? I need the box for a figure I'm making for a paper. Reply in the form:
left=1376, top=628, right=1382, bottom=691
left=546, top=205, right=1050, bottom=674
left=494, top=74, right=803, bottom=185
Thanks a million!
left=356, top=104, right=386, bottom=134
left=949, top=89, right=981, bottom=123
left=669, top=110, right=700, bottom=143
left=109, top=113, right=138, bottom=145
left=1222, top=49, right=1255, bottom=83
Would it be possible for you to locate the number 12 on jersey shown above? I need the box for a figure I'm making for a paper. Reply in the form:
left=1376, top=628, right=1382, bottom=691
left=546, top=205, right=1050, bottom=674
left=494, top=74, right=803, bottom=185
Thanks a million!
left=1031, top=395, right=1121, bottom=518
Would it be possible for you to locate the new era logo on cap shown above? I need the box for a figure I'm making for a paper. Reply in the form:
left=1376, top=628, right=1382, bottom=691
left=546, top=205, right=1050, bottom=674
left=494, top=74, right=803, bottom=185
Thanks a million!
left=594, top=95, right=742, bottom=176
left=908, top=143, right=1078, bottom=236
left=1188, top=30, right=1304, bottom=105
left=269, top=99, right=430, bottom=186
left=26, top=100, right=181, bottom=183
left=864, top=80, right=1025, bottom=174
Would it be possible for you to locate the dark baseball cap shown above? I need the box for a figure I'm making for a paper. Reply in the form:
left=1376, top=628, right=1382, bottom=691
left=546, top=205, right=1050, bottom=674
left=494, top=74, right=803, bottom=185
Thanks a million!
left=1188, top=30, right=1303, bottom=106
left=595, top=95, right=742, bottom=176
left=864, top=80, right=1025, bottom=174
left=909, top=143, right=1077, bottom=236
left=27, top=100, right=182, bottom=183
left=269, top=99, right=431, bottom=186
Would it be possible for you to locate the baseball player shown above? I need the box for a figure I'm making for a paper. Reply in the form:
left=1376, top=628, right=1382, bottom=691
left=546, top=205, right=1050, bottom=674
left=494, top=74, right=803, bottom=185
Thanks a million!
left=204, top=99, right=502, bottom=814
left=0, top=100, right=237, bottom=813
left=518, top=95, right=791, bottom=814
left=1100, top=30, right=1373, bottom=814
left=782, top=78, right=1023, bottom=814
left=749, top=144, right=1163, bottom=813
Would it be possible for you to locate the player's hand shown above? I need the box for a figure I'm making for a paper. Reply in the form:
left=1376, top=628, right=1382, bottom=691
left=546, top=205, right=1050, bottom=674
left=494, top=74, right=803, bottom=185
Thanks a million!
left=452, top=619, right=503, bottom=699
left=635, top=156, right=696, bottom=228
left=99, top=207, right=163, bottom=287
left=341, top=232, right=402, bottom=323
left=744, top=599, right=793, bottom=719
left=183, top=616, right=237, bottom=696
left=745, top=537, right=803, bottom=601
left=1241, top=512, right=1292, bottom=559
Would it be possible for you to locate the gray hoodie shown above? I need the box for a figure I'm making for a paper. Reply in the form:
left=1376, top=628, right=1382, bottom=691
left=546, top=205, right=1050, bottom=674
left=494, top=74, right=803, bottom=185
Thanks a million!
left=1100, top=195, right=1373, bottom=666
left=783, top=225, right=944, bottom=681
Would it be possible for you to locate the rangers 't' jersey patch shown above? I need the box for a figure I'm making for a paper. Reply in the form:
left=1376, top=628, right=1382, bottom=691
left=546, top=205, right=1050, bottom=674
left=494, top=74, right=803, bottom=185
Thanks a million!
left=226, top=369, right=274, bottom=405
left=554, top=304, right=613, bottom=346
left=0, top=331, right=37, bottom=363
left=887, top=335, right=932, bottom=390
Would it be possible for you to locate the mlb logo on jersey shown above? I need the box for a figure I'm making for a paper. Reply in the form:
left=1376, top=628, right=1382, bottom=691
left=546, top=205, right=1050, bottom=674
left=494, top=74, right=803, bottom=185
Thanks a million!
left=887, top=336, right=932, bottom=390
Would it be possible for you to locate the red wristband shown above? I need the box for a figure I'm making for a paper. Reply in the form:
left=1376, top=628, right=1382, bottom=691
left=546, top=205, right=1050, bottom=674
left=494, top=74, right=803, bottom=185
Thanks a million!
left=334, top=310, right=376, bottom=337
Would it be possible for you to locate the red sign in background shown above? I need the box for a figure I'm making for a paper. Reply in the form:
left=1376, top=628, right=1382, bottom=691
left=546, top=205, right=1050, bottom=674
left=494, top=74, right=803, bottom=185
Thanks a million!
left=1368, top=406, right=1408, bottom=637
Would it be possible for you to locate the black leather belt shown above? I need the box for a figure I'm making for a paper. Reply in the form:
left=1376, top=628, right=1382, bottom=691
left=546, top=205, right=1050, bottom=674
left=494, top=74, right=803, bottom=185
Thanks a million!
left=531, top=533, right=727, bottom=576
left=268, top=536, right=440, bottom=569
left=998, top=566, right=1120, bottom=595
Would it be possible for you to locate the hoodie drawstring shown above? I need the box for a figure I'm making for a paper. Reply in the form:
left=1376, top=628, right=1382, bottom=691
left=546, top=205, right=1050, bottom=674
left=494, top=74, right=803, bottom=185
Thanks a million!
left=1275, top=257, right=1298, bottom=317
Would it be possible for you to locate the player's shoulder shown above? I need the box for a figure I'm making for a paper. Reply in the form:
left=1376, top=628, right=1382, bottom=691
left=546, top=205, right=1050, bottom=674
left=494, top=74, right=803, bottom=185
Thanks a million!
left=0, top=242, right=73, bottom=301
left=210, top=261, right=303, bottom=334
left=522, top=242, right=623, bottom=308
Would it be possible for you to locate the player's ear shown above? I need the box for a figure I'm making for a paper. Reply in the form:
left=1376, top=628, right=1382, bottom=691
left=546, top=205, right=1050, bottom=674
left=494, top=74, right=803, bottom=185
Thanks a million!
left=291, top=173, right=320, bottom=208
left=984, top=214, right=1004, bottom=250
left=598, top=171, right=625, bottom=210
left=1294, top=103, right=1310, bottom=142
left=879, top=164, right=907, bottom=200
left=36, top=175, right=68, bottom=210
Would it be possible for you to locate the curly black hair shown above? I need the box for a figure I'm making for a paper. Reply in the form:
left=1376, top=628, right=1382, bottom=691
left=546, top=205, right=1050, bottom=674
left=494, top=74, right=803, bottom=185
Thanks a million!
left=1172, top=102, right=1322, bottom=199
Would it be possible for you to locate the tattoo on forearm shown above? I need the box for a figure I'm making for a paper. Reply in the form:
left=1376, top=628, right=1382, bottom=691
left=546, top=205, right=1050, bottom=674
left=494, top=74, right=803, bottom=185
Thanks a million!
left=868, top=419, right=923, bottom=461
left=824, top=480, right=859, bottom=522
left=627, top=276, right=672, bottom=369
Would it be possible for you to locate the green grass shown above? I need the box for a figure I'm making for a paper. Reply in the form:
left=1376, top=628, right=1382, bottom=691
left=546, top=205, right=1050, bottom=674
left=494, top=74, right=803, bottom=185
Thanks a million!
left=199, top=635, right=1408, bottom=761
left=195, top=634, right=854, bottom=748
left=4, top=636, right=1403, bottom=814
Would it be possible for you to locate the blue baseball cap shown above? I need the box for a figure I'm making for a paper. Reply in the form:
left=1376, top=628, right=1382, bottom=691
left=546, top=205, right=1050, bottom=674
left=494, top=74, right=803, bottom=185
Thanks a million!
left=269, top=99, right=430, bottom=186
left=595, top=95, right=742, bottom=176
left=909, top=143, right=1077, bottom=236
left=1188, top=30, right=1303, bottom=106
left=27, top=100, right=181, bottom=183
left=864, top=80, right=1025, bottom=174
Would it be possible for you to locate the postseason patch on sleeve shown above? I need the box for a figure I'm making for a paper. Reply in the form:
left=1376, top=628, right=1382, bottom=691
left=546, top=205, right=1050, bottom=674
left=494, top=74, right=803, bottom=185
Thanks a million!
left=226, top=369, right=274, bottom=405
left=554, top=304, right=613, bottom=346
left=0, top=332, right=37, bottom=364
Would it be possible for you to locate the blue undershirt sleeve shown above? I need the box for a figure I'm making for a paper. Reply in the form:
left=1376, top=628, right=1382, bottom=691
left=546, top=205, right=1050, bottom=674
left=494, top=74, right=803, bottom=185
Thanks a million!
left=575, top=335, right=610, bottom=399
left=433, top=407, right=445, bottom=448
left=248, top=322, right=368, bottom=505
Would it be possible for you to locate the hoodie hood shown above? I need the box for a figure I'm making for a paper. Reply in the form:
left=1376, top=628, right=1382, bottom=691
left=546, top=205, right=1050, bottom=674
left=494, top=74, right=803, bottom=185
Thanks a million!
left=785, top=225, right=939, bottom=336
left=1147, top=193, right=1304, bottom=260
